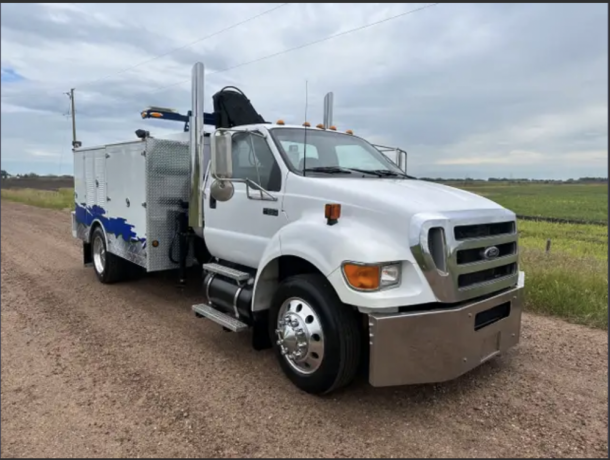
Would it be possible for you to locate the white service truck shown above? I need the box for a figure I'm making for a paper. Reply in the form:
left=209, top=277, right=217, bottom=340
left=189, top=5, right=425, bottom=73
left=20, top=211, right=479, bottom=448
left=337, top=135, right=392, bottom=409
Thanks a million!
left=72, top=62, right=524, bottom=395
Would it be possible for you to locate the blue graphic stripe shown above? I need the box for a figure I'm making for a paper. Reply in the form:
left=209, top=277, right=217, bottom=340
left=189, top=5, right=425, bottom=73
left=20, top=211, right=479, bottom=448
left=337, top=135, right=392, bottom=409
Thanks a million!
left=74, top=203, right=146, bottom=244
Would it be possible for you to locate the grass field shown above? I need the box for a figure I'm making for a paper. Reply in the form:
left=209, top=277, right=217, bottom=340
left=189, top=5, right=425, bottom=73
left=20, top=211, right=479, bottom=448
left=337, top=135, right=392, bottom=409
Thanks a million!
left=1, top=187, right=74, bottom=210
left=1, top=182, right=607, bottom=329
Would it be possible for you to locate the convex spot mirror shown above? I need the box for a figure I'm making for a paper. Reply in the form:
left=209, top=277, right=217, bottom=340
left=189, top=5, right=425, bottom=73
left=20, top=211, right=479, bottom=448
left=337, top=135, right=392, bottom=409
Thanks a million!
left=210, top=179, right=234, bottom=202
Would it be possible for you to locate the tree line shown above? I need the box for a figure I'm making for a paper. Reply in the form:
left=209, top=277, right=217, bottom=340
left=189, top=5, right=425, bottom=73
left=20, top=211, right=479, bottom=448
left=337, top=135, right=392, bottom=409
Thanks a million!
left=1, top=170, right=607, bottom=184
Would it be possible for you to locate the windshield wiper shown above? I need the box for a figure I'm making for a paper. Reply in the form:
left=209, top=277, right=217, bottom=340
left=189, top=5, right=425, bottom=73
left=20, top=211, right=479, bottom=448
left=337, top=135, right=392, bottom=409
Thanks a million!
left=348, top=168, right=411, bottom=178
left=304, top=166, right=353, bottom=174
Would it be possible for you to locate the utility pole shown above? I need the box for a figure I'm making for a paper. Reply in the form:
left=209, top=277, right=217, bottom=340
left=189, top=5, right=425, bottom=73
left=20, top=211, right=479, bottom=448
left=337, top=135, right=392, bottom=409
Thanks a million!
left=66, top=88, right=82, bottom=149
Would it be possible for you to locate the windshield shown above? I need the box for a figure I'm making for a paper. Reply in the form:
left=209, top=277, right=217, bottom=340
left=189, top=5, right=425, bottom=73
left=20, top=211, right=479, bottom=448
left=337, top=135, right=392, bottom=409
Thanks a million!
left=269, top=128, right=405, bottom=176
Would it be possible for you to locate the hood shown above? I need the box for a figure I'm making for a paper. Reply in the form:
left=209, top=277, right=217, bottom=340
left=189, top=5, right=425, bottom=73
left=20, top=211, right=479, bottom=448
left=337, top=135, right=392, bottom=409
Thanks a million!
left=302, top=177, right=505, bottom=214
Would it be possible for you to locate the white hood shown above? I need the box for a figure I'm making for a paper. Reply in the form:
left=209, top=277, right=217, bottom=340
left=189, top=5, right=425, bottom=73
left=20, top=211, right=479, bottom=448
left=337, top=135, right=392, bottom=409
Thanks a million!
left=296, top=177, right=505, bottom=214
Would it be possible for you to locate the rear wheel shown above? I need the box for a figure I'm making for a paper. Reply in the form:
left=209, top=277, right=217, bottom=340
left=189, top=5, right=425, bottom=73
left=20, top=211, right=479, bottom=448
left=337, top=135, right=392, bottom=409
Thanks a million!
left=270, top=274, right=362, bottom=395
left=91, top=226, right=129, bottom=284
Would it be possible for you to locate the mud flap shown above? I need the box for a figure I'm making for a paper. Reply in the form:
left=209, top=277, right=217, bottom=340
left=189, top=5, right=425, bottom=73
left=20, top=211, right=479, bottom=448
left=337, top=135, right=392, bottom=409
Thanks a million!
left=83, top=241, right=93, bottom=267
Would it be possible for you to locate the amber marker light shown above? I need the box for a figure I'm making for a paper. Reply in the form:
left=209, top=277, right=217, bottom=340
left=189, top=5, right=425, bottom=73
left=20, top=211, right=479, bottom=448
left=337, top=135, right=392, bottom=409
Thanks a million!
left=342, top=264, right=381, bottom=291
left=324, top=203, right=341, bottom=226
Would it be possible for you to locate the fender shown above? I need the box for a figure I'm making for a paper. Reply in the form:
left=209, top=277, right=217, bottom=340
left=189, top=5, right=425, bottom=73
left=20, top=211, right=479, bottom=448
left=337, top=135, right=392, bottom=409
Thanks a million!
left=251, top=214, right=427, bottom=312
left=86, top=218, right=109, bottom=246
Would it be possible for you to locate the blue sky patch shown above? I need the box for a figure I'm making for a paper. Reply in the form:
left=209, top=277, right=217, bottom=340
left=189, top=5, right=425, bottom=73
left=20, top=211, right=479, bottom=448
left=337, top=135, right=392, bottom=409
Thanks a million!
left=1, top=68, right=25, bottom=83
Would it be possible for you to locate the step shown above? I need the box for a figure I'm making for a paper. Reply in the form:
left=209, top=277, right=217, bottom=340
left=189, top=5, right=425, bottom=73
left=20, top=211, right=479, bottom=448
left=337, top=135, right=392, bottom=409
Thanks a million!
left=203, top=262, right=251, bottom=282
left=192, top=303, right=249, bottom=332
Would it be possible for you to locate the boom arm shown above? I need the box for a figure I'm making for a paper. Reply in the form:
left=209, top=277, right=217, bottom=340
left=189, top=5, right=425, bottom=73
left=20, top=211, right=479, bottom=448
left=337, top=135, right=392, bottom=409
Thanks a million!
left=140, top=86, right=266, bottom=133
left=140, top=107, right=216, bottom=132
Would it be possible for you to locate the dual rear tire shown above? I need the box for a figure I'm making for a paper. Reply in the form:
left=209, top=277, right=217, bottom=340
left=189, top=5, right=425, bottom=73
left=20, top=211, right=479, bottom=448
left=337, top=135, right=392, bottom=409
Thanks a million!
left=90, top=226, right=131, bottom=284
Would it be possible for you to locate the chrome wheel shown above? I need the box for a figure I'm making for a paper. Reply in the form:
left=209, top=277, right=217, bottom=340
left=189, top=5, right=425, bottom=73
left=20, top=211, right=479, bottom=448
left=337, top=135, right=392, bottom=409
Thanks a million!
left=92, top=235, right=106, bottom=275
left=275, top=297, right=325, bottom=375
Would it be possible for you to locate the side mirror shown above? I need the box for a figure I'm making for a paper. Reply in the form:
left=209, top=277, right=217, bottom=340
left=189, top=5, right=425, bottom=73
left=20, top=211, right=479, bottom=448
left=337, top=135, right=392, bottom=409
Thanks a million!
left=211, top=130, right=233, bottom=179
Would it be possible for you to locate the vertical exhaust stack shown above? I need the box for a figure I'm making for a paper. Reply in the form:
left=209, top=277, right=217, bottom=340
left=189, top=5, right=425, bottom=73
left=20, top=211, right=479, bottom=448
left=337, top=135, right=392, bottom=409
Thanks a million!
left=189, top=62, right=205, bottom=232
left=323, top=92, right=334, bottom=129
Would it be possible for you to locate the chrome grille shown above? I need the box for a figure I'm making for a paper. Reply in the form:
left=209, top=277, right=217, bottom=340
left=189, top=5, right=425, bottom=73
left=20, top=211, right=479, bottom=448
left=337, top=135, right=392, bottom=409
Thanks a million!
left=454, top=221, right=515, bottom=240
left=410, top=211, right=519, bottom=303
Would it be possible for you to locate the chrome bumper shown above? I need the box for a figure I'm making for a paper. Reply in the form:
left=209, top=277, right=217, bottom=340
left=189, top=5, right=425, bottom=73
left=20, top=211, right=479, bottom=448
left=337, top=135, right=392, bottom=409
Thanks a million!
left=367, top=271, right=525, bottom=387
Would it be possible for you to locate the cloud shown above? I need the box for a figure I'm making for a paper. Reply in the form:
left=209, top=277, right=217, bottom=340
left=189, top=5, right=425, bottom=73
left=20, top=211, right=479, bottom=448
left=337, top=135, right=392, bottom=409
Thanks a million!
left=0, top=2, right=607, bottom=178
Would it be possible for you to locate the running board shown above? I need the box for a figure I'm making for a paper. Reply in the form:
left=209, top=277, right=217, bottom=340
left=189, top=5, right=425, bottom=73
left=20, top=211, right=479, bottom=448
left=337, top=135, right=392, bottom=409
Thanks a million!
left=203, top=263, right=251, bottom=283
left=192, top=303, right=249, bottom=332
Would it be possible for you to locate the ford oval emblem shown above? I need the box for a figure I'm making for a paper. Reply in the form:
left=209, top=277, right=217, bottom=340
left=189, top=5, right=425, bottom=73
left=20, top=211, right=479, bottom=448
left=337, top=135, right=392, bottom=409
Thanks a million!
left=483, top=246, right=500, bottom=260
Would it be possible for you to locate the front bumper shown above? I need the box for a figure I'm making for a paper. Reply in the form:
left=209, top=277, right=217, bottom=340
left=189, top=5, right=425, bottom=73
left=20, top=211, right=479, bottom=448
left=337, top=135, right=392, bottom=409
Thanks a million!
left=367, top=271, right=524, bottom=387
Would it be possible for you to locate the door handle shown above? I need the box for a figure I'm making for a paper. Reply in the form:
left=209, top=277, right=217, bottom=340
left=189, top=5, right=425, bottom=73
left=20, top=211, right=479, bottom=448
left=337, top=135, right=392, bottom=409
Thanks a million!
left=263, top=208, right=279, bottom=216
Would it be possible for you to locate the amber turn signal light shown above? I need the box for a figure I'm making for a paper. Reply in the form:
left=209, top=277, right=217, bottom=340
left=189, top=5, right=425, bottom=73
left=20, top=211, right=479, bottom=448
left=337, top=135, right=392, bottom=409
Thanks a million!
left=342, top=264, right=381, bottom=291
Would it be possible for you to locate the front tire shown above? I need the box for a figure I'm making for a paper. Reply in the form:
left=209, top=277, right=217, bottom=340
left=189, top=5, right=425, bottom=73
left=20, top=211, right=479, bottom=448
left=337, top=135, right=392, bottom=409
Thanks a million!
left=91, top=226, right=128, bottom=284
left=270, top=274, right=362, bottom=395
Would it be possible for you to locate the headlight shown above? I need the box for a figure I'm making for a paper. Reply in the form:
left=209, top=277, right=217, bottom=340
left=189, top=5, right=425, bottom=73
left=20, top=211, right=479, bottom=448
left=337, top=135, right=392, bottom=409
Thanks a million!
left=341, top=262, right=402, bottom=291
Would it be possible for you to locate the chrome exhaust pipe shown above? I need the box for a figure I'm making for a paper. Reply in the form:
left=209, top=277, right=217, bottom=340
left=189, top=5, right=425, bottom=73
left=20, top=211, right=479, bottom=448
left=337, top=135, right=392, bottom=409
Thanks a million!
left=189, top=62, right=205, bottom=231
left=323, top=91, right=334, bottom=129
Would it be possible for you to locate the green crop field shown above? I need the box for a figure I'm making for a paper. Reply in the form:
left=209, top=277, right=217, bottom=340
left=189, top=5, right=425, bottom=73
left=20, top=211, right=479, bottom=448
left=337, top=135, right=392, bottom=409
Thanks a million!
left=2, top=181, right=608, bottom=329
left=454, top=182, right=608, bottom=329
left=457, top=182, right=608, bottom=224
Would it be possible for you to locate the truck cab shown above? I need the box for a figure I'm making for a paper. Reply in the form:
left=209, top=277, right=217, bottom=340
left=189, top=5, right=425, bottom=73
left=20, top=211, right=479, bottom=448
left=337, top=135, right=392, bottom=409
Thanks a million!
left=73, top=62, right=524, bottom=396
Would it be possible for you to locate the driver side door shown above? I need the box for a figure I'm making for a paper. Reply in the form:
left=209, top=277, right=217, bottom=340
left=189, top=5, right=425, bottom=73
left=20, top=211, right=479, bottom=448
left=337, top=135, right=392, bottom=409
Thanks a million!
left=203, top=131, right=285, bottom=269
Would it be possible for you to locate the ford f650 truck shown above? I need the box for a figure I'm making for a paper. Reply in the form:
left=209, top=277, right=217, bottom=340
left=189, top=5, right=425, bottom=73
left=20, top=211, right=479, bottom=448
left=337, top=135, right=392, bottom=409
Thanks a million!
left=72, top=62, right=525, bottom=395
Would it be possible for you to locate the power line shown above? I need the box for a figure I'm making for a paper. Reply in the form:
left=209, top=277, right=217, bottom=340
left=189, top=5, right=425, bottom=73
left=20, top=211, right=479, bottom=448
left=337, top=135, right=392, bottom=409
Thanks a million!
left=141, top=3, right=440, bottom=96
left=77, top=3, right=290, bottom=91
left=1, top=3, right=290, bottom=102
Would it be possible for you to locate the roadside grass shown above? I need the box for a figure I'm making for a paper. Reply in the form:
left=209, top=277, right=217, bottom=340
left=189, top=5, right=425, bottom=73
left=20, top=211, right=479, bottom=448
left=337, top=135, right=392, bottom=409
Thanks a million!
left=520, top=249, right=607, bottom=329
left=1, top=187, right=74, bottom=210
left=1, top=186, right=607, bottom=329
left=517, top=220, right=608, bottom=329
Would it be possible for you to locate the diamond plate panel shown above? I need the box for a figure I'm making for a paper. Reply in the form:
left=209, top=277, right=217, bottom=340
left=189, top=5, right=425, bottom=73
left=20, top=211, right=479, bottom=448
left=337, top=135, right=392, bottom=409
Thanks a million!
left=75, top=222, right=89, bottom=242
left=145, top=138, right=196, bottom=272
left=107, top=233, right=147, bottom=267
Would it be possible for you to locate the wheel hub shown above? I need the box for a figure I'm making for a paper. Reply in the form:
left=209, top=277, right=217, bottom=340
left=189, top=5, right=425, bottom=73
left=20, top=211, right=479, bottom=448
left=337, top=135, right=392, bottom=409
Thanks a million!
left=275, top=298, right=325, bottom=375
left=277, top=314, right=308, bottom=361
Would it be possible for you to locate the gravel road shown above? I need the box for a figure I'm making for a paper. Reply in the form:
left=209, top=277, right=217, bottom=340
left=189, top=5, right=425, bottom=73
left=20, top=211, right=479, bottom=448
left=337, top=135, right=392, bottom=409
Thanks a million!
left=1, top=201, right=607, bottom=458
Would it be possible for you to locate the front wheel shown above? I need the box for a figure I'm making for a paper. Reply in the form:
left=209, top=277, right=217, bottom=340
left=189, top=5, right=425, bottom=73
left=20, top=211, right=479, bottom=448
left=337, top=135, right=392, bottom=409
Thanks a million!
left=269, top=274, right=362, bottom=395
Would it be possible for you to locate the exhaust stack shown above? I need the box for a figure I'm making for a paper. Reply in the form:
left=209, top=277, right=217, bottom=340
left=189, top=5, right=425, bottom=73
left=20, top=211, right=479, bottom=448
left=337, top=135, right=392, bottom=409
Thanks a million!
left=189, top=62, right=205, bottom=231
left=323, top=92, right=334, bottom=129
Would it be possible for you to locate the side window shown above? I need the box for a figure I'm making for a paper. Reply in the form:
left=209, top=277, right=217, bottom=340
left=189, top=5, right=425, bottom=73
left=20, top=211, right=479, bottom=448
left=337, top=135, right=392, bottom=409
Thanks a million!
left=232, top=133, right=282, bottom=192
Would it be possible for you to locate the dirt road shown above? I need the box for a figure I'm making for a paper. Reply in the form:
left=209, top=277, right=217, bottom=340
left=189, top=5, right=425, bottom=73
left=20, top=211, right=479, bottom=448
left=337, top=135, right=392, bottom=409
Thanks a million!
left=1, top=201, right=607, bottom=458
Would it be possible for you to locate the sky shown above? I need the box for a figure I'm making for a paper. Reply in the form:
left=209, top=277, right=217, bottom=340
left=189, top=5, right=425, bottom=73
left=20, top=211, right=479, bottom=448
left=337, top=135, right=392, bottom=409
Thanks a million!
left=0, top=2, right=607, bottom=179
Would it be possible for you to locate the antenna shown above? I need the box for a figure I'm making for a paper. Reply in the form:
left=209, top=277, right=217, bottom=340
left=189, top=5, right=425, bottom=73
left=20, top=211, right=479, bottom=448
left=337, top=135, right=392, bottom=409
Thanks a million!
left=302, top=79, right=309, bottom=177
